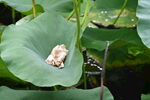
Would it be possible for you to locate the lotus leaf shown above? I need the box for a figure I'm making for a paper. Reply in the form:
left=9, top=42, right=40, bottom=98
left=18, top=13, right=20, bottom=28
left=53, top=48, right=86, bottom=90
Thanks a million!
left=0, top=12, right=83, bottom=87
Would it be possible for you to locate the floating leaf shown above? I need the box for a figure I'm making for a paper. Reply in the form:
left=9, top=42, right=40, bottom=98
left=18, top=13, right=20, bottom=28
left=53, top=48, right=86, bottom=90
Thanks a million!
left=87, top=42, right=150, bottom=68
left=85, top=0, right=138, bottom=28
left=137, top=0, right=150, bottom=48
left=0, top=86, right=114, bottom=100
left=0, top=12, right=83, bottom=87
left=81, top=27, right=143, bottom=51
left=89, top=9, right=138, bottom=28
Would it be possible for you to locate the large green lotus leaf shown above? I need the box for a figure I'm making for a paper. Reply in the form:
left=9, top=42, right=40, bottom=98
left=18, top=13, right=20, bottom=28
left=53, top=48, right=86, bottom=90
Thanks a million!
left=137, top=0, right=150, bottom=48
left=0, top=12, right=83, bottom=87
left=81, top=27, right=143, bottom=51
left=0, top=86, right=114, bottom=100
left=0, top=0, right=72, bottom=13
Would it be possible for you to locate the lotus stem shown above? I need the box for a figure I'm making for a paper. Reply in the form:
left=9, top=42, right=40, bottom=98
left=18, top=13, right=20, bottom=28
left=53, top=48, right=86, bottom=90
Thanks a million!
left=100, top=41, right=109, bottom=100
left=73, top=0, right=87, bottom=89
left=74, top=0, right=81, bottom=49
left=12, top=8, right=15, bottom=23
left=113, top=0, right=128, bottom=25
left=81, top=0, right=90, bottom=27
left=67, top=0, right=82, bottom=20
left=78, top=0, right=81, bottom=12
left=32, top=0, right=36, bottom=18
left=67, top=9, right=75, bottom=20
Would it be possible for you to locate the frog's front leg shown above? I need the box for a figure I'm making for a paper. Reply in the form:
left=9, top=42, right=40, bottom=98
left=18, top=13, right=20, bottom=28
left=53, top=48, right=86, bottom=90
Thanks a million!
left=59, top=62, right=64, bottom=69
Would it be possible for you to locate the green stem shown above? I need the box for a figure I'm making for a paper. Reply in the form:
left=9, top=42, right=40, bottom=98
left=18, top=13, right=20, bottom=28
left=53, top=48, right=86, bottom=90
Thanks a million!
left=67, top=1, right=81, bottom=20
left=113, top=0, right=128, bottom=25
left=100, top=41, right=109, bottom=100
left=74, top=0, right=87, bottom=89
left=67, top=9, right=75, bottom=20
left=77, top=0, right=81, bottom=13
left=32, top=0, right=36, bottom=18
left=12, top=8, right=15, bottom=24
left=81, top=0, right=90, bottom=27
left=74, top=0, right=81, bottom=49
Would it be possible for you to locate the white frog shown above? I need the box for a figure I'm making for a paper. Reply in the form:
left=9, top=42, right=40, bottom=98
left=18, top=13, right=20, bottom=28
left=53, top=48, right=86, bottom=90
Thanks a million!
left=45, top=44, right=68, bottom=68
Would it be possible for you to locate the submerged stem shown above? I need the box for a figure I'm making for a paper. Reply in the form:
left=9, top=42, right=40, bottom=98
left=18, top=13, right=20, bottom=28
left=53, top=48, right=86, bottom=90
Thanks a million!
left=32, top=0, right=36, bottom=18
left=12, top=8, right=15, bottom=24
left=113, top=0, right=128, bottom=25
left=100, top=41, right=109, bottom=100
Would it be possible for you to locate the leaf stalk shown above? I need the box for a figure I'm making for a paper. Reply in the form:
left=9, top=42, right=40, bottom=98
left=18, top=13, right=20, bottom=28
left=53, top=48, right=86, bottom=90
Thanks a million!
left=100, top=41, right=109, bottom=100
left=81, top=0, right=90, bottom=27
left=32, top=0, right=36, bottom=18
left=113, top=0, right=128, bottom=25
left=74, top=0, right=81, bottom=50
